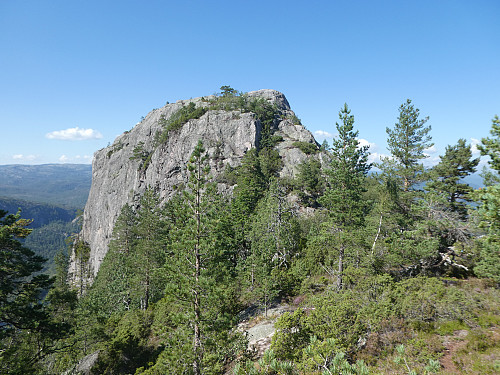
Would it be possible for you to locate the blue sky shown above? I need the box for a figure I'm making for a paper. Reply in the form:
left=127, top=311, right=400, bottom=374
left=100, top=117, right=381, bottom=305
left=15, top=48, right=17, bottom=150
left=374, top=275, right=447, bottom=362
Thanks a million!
left=1, top=0, right=499, bottom=167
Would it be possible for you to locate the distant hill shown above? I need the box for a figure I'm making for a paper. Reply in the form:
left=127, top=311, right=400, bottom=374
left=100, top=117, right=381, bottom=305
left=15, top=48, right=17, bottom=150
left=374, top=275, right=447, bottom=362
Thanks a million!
left=0, top=196, right=78, bottom=228
left=0, top=164, right=91, bottom=275
left=0, top=197, right=81, bottom=276
left=0, top=164, right=92, bottom=208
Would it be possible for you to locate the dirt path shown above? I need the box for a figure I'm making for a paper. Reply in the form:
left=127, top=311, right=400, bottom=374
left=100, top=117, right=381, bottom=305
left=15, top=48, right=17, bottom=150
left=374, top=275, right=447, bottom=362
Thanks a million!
left=440, top=330, right=469, bottom=374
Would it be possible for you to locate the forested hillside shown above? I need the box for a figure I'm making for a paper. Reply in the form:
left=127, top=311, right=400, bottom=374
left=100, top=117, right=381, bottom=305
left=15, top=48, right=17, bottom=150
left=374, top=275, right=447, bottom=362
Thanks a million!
left=0, top=168, right=89, bottom=276
left=0, top=164, right=91, bottom=208
left=1, top=89, right=499, bottom=374
left=0, top=197, right=78, bottom=228
left=0, top=197, right=81, bottom=275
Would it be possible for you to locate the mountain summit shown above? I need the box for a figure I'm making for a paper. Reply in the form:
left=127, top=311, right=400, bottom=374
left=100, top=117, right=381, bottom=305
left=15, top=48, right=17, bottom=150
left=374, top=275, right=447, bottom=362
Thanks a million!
left=69, top=89, right=321, bottom=287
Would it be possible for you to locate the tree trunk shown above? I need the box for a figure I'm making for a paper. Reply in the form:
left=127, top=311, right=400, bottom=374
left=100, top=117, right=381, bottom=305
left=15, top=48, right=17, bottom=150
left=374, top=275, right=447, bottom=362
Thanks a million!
left=337, top=245, right=344, bottom=290
left=193, top=161, right=202, bottom=375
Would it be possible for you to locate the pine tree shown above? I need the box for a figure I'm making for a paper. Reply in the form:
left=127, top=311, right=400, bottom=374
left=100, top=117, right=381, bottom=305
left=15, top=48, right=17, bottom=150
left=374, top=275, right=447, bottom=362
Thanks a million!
left=427, top=138, right=479, bottom=219
left=318, top=104, right=371, bottom=289
left=478, top=115, right=500, bottom=172
left=230, top=148, right=266, bottom=260
left=164, top=141, right=237, bottom=374
left=131, top=188, right=166, bottom=310
left=295, top=157, right=325, bottom=207
left=0, top=210, right=72, bottom=374
left=247, top=179, right=299, bottom=314
left=383, top=99, right=433, bottom=191
left=472, top=115, right=500, bottom=282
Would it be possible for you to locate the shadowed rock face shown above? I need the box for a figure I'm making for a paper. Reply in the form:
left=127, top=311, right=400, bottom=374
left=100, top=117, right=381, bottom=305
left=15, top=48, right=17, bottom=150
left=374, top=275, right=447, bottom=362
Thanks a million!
left=69, top=89, right=319, bottom=285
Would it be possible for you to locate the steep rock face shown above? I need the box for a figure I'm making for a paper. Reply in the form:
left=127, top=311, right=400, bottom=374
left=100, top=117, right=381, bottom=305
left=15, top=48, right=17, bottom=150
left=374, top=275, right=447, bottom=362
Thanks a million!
left=69, top=90, right=318, bottom=284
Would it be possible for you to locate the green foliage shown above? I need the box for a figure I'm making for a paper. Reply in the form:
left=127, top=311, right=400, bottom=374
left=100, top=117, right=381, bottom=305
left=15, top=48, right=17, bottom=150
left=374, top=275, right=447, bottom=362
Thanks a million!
left=156, top=102, right=209, bottom=145
left=294, top=157, right=325, bottom=207
left=288, top=113, right=301, bottom=125
left=88, top=192, right=166, bottom=315
left=318, top=103, right=371, bottom=289
left=258, top=147, right=283, bottom=181
left=382, top=99, right=433, bottom=191
left=92, top=309, right=159, bottom=375
left=163, top=141, right=240, bottom=374
left=271, top=309, right=312, bottom=361
left=319, top=103, right=371, bottom=229
left=73, top=239, right=91, bottom=295
left=292, top=141, right=319, bottom=155
left=426, top=138, right=479, bottom=219
left=130, top=141, right=153, bottom=171
left=0, top=210, right=74, bottom=374
left=474, top=236, right=500, bottom=283
left=24, top=220, right=80, bottom=275
left=245, top=180, right=300, bottom=312
left=28, top=94, right=500, bottom=374
left=478, top=115, right=500, bottom=172
left=300, top=336, right=369, bottom=375
left=0, top=210, right=52, bottom=340
left=107, top=141, right=124, bottom=158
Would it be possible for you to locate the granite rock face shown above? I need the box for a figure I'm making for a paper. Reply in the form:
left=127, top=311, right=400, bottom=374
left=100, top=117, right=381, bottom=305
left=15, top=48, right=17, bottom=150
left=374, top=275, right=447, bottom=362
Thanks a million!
left=69, top=89, right=319, bottom=285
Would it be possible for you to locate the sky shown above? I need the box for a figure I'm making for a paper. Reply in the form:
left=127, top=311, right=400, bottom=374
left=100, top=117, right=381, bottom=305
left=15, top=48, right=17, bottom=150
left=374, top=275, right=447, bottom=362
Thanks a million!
left=1, top=0, right=499, bottom=168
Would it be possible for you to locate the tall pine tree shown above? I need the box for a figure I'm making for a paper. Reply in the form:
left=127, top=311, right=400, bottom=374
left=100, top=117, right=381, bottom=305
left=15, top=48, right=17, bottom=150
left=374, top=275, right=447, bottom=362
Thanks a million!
left=472, top=115, right=500, bottom=282
left=427, top=138, right=479, bottom=219
left=318, top=104, right=371, bottom=289
left=383, top=99, right=433, bottom=191
left=163, top=141, right=238, bottom=374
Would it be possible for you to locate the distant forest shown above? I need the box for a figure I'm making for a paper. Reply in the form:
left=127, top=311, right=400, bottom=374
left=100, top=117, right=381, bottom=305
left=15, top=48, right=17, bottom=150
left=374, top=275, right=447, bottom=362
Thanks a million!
left=0, top=164, right=91, bottom=208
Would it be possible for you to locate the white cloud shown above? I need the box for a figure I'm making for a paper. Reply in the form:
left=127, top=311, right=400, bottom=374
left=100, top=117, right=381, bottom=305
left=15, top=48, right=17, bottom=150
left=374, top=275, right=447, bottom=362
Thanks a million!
left=423, top=145, right=437, bottom=155
left=75, top=155, right=92, bottom=162
left=368, top=152, right=392, bottom=166
left=57, top=154, right=93, bottom=164
left=46, top=127, right=103, bottom=141
left=314, top=130, right=334, bottom=138
left=470, top=138, right=481, bottom=155
left=423, top=155, right=441, bottom=167
left=357, top=138, right=377, bottom=151
left=12, top=154, right=37, bottom=161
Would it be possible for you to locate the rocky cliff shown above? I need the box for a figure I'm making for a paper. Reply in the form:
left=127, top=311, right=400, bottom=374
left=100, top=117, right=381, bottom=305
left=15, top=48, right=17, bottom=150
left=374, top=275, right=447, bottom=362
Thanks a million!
left=69, top=89, right=320, bottom=286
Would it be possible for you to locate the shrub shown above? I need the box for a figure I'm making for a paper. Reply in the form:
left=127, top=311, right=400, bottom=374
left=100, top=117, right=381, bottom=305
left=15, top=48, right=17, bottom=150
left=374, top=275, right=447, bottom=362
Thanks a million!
left=156, top=102, right=208, bottom=145
left=292, top=141, right=319, bottom=155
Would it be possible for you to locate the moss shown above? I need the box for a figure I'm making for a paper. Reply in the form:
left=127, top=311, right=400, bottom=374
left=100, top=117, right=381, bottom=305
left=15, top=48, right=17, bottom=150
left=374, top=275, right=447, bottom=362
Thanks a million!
left=434, top=320, right=468, bottom=335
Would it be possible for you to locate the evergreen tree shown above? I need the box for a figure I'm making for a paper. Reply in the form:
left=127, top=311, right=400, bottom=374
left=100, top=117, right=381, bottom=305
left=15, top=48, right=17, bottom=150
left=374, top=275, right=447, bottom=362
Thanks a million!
left=427, top=138, right=479, bottom=219
left=247, top=179, right=300, bottom=314
left=478, top=115, right=500, bottom=172
left=131, top=188, right=166, bottom=310
left=163, top=141, right=237, bottom=374
left=88, top=203, right=139, bottom=314
left=0, top=210, right=73, bottom=374
left=295, top=157, right=325, bottom=207
left=230, top=148, right=266, bottom=260
left=472, top=115, right=500, bottom=282
left=383, top=99, right=433, bottom=191
left=318, top=104, right=371, bottom=289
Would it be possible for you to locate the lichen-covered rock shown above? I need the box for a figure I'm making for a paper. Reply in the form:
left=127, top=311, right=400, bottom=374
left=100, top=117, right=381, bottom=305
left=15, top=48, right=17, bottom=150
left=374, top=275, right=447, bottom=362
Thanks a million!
left=69, top=90, right=320, bottom=286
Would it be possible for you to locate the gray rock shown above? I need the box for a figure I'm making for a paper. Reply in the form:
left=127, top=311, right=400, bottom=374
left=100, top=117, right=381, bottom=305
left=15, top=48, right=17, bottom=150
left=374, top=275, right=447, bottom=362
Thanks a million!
left=69, top=90, right=321, bottom=287
left=62, top=350, right=100, bottom=375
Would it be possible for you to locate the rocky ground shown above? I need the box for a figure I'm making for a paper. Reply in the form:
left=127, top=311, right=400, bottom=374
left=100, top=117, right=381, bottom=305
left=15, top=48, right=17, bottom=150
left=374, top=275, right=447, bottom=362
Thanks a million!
left=237, top=304, right=294, bottom=357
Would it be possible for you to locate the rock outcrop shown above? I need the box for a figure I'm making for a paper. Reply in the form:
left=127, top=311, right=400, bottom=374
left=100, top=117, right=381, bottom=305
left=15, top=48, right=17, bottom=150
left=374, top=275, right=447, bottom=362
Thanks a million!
left=69, top=89, right=319, bottom=286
